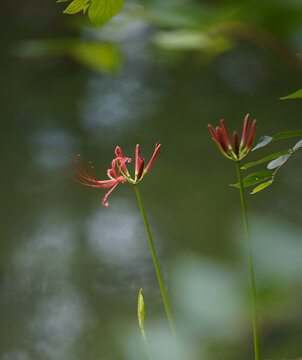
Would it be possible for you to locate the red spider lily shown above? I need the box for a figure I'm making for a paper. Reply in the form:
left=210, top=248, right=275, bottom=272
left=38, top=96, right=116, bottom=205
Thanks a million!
left=208, top=114, right=256, bottom=160
left=64, top=143, right=161, bottom=207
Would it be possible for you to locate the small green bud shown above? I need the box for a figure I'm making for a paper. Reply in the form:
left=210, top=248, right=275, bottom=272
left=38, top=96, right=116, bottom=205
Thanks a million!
left=137, top=288, right=146, bottom=330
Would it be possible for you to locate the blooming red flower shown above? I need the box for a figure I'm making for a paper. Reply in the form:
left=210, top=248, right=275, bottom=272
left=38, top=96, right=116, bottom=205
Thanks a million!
left=208, top=114, right=256, bottom=160
left=64, top=143, right=161, bottom=207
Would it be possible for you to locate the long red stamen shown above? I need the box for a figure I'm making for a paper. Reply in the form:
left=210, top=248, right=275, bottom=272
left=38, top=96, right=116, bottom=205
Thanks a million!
left=145, top=143, right=161, bottom=173
left=64, top=166, right=117, bottom=188
left=89, top=161, right=97, bottom=181
left=220, top=119, right=232, bottom=148
left=233, top=131, right=239, bottom=156
left=240, top=114, right=250, bottom=146
left=71, top=159, right=91, bottom=183
left=63, top=166, right=91, bottom=186
left=77, top=154, right=93, bottom=179
left=246, top=119, right=257, bottom=149
left=216, top=127, right=229, bottom=154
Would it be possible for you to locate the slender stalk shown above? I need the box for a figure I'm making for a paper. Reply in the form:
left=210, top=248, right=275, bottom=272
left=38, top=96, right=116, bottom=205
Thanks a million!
left=134, top=184, right=176, bottom=336
left=141, top=328, right=153, bottom=360
left=235, top=160, right=261, bottom=360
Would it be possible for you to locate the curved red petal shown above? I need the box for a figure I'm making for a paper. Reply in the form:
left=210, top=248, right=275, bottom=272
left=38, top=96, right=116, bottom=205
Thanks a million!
left=102, top=182, right=119, bottom=207
left=145, top=143, right=161, bottom=173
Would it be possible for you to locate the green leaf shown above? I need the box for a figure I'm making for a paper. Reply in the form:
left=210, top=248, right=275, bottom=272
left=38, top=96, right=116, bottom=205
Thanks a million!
left=273, top=129, right=302, bottom=140
left=252, top=135, right=273, bottom=151
left=252, top=130, right=302, bottom=151
left=241, top=151, right=290, bottom=170
left=230, top=171, right=273, bottom=188
left=57, top=0, right=70, bottom=2
left=267, top=154, right=290, bottom=170
left=250, top=180, right=273, bottom=194
left=63, top=0, right=90, bottom=14
left=293, top=139, right=302, bottom=151
left=88, top=0, right=124, bottom=29
left=280, top=89, right=302, bottom=100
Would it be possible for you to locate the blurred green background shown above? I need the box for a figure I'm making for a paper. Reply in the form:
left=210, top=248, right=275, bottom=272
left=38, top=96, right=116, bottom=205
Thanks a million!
left=1, top=0, right=302, bottom=359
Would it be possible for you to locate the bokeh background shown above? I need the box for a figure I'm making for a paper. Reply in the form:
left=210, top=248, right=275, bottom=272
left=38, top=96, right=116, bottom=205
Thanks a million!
left=1, top=1, right=302, bottom=359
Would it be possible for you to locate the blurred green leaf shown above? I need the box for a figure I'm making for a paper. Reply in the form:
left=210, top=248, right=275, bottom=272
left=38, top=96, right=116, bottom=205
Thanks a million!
left=63, top=0, right=90, bottom=14
left=88, top=0, right=123, bottom=29
left=230, top=171, right=273, bottom=188
left=241, top=151, right=290, bottom=170
left=267, top=154, right=291, bottom=170
left=293, top=139, right=302, bottom=151
left=252, top=130, right=302, bottom=150
left=16, top=39, right=122, bottom=73
left=250, top=180, right=273, bottom=194
left=280, top=89, right=302, bottom=99
left=152, top=30, right=233, bottom=55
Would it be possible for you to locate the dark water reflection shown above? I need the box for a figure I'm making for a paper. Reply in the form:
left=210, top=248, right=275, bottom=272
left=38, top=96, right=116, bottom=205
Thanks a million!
left=1, top=1, right=302, bottom=359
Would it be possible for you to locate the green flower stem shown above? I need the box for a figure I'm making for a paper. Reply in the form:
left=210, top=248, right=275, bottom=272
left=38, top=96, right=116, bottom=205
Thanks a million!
left=134, top=184, right=176, bottom=336
left=141, top=328, right=153, bottom=360
left=235, top=160, right=261, bottom=360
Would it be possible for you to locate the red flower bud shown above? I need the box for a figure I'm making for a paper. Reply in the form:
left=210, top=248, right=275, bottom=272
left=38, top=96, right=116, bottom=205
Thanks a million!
left=135, top=144, right=141, bottom=175
left=220, top=119, right=232, bottom=148
left=207, top=124, right=218, bottom=142
left=233, top=131, right=239, bottom=156
left=240, top=114, right=250, bottom=146
left=216, top=127, right=229, bottom=154
left=246, top=119, right=257, bottom=149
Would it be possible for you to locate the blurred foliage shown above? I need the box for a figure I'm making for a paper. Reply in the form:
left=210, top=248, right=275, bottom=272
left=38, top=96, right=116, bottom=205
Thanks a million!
left=16, top=38, right=122, bottom=73
left=17, top=0, right=302, bottom=71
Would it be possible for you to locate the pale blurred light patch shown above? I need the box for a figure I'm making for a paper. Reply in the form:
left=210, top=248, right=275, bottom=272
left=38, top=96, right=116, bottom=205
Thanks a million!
left=84, top=198, right=167, bottom=298
left=9, top=211, right=77, bottom=299
left=217, top=49, right=267, bottom=94
left=121, top=319, right=189, bottom=360
left=80, top=70, right=157, bottom=137
left=30, top=292, right=88, bottom=360
left=86, top=199, right=160, bottom=267
left=171, top=255, right=245, bottom=340
left=1, top=350, right=31, bottom=360
left=249, top=215, right=302, bottom=283
left=28, top=127, right=76, bottom=169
